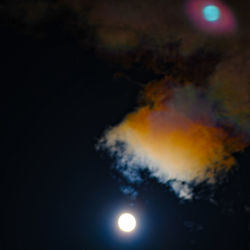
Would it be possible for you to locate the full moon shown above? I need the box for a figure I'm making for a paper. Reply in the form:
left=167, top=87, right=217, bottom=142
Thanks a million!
left=118, top=213, right=136, bottom=232
left=203, top=5, right=220, bottom=22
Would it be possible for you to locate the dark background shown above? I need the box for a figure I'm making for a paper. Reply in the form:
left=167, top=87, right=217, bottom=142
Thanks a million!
left=1, top=4, right=250, bottom=250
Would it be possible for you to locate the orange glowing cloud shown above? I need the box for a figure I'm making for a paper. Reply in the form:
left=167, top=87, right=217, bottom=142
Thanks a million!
left=100, top=78, right=249, bottom=199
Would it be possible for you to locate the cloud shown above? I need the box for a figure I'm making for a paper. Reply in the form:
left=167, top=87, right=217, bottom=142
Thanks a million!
left=94, top=0, right=250, bottom=199
left=99, top=77, right=249, bottom=199
left=2, top=0, right=249, bottom=200
left=208, top=53, right=250, bottom=134
left=2, top=0, right=249, bottom=54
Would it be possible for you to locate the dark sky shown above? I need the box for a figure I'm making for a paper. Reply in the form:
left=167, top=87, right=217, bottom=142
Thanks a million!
left=1, top=1, right=250, bottom=250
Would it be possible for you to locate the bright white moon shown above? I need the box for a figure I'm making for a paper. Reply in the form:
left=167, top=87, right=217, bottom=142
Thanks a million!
left=118, top=213, right=136, bottom=232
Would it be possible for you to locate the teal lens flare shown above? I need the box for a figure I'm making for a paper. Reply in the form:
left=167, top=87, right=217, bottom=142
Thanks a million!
left=203, top=5, right=220, bottom=22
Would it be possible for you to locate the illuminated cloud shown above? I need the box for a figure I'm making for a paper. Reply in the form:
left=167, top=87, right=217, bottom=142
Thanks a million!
left=99, top=78, right=249, bottom=199
left=4, top=0, right=248, bottom=200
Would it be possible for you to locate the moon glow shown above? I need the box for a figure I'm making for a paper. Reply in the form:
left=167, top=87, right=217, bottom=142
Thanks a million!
left=118, top=213, right=136, bottom=232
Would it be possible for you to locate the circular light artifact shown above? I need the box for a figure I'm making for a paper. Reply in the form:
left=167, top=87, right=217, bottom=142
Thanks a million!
left=203, top=5, right=220, bottom=22
left=118, top=213, right=136, bottom=233
left=186, top=0, right=236, bottom=34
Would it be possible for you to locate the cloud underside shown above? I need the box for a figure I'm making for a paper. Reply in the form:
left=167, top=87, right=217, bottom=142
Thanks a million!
left=100, top=76, right=250, bottom=199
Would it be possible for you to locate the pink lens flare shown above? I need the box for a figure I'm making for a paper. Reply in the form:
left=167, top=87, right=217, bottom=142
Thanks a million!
left=186, top=0, right=236, bottom=34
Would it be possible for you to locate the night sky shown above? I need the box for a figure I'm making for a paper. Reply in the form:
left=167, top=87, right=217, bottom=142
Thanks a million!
left=1, top=0, right=250, bottom=249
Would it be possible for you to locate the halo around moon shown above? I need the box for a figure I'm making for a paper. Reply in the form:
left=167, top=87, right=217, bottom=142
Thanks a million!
left=118, top=213, right=136, bottom=233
